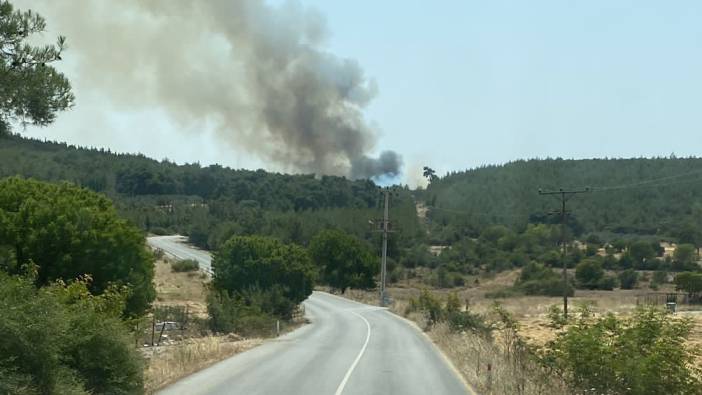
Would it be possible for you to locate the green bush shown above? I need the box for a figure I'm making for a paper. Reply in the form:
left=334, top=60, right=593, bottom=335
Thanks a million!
left=542, top=307, right=702, bottom=394
left=406, top=290, right=491, bottom=335
left=575, top=258, right=604, bottom=289
left=206, top=291, right=277, bottom=336
left=673, top=244, right=699, bottom=271
left=596, top=275, right=617, bottom=290
left=618, top=269, right=639, bottom=289
left=171, top=259, right=199, bottom=273
left=521, top=277, right=574, bottom=296
left=212, top=235, right=315, bottom=320
left=0, top=272, right=143, bottom=395
left=515, top=262, right=574, bottom=296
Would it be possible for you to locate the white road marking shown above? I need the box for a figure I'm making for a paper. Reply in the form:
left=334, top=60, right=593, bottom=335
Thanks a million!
left=334, top=311, right=371, bottom=395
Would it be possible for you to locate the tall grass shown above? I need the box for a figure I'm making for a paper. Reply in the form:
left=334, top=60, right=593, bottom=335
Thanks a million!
left=431, top=323, right=567, bottom=395
left=144, top=336, right=262, bottom=393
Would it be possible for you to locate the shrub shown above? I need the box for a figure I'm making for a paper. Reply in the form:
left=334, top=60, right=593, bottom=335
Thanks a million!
left=0, top=273, right=143, bottom=395
left=408, top=290, right=491, bottom=335
left=618, top=269, right=639, bottom=289
left=515, top=262, right=574, bottom=296
left=673, top=244, right=699, bottom=271
left=206, top=291, right=276, bottom=336
left=521, top=277, right=574, bottom=296
left=446, top=310, right=491, bottom=335
left=172, top=259, right=199, bottom=273
left=575, top=259, right=605, bottom=289
left=546, top=304, right=568, bottom=328
left=212, top=235, right=315, bottom=320
left=542, top=307, right=702, bottom=394
left=596, top=275, right=617, bottom=290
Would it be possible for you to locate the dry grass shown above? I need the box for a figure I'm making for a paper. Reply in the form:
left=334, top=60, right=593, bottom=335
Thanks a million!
left=431, top=323, right=568, bottom=395
left=153, top=258, right=208, bottom=317
left=143, top=335, right=263, bottom=393
left=337, top=270, right=702, bottom=394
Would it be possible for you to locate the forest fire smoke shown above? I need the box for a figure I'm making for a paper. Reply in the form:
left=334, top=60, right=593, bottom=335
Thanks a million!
left=20, top=0, right=402, bottom=179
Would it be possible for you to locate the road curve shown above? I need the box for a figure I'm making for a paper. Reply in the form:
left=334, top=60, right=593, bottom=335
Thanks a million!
left=147, top=235, right=213, bottom=274
left=150, top=236, right=472, bottom=395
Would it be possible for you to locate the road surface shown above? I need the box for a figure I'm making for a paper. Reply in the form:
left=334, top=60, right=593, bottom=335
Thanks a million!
left=147, top=235, right=213, bottom=274
left=151, top=236, right=472, bottom=395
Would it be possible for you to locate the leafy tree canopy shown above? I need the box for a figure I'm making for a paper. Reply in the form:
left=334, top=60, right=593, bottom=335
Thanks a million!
left=212, top=235, right=316, bottom=318
left=0, top=1, right=73, bottom=135
left=309, top=228, right=376, bottom=293
left=0, top=177, right=155, bottom=316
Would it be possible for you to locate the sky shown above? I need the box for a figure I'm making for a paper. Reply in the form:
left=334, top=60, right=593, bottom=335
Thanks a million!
left=15, top=0, right=702, bottom=187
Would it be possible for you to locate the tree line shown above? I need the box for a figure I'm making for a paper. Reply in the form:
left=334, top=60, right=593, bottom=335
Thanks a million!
left=420, top=157, right=702, bottom=243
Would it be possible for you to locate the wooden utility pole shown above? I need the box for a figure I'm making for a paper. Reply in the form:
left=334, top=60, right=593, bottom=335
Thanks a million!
left=538, top=187, right=590, bottom=318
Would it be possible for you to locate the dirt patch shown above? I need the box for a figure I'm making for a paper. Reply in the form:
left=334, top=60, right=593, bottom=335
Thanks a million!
left=153, top=258, right=208, bottom=318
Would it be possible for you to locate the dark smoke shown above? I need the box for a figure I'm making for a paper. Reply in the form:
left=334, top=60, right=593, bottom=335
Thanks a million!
left=20, top=0, right=402, bottom=179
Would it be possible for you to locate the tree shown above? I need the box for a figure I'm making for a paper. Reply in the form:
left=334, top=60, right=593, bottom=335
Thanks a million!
left=422, top=166, right=438, bottom=183
left=212, top=235, right=315, bottom=318
left=309, top=229, right=376, bottom=293
left=673, top=244, right=698, bottom=271
left=628, top=240, right=655, bottom=269
left=0, top=177, right=155, bottom=316
left=618, top=269, right=639, bottom=290
left=0, top=1, right=74, bottom=135
left=575, top=259, right=611, bottom=290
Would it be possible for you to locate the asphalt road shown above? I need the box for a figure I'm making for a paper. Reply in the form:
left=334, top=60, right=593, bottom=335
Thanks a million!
left=151, top=237, right=472, bottom=395
left=147, top=235, right=213, bottom=274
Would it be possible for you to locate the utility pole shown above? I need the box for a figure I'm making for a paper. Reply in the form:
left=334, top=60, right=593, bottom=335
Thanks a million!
left=538, top=187, right=590, bottom=318
left=371, top=188, right=395, bottom=307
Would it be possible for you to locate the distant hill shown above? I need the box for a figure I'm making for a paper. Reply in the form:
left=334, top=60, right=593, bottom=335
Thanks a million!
left=0, top=133, right=379, bottom=211
left=421, top=158, right=702, bottom=241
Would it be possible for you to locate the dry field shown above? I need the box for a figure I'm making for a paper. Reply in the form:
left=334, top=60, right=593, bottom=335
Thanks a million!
left=153, top=257, right=208, bottom=317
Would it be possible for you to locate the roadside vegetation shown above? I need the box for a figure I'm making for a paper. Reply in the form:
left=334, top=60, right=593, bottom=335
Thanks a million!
left=0, top=272, right=143, bottom=395
left=171, top=259, right=199, bottom=273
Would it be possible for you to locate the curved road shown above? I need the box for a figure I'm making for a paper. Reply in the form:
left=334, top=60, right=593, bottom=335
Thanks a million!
left=148, top=235, right=213, bottom=274
left=149, top=236, right=472, bottom=395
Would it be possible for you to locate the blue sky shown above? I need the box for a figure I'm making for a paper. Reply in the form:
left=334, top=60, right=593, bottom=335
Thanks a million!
left=297, top=0, right=702, bottom=184
left=19, top=0, right=702, bottom=186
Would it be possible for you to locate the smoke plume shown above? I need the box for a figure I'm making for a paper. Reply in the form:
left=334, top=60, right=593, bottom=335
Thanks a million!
left=21, top=0, right=402, bottom=179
